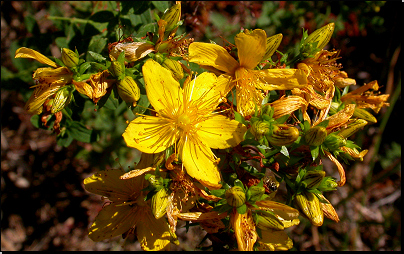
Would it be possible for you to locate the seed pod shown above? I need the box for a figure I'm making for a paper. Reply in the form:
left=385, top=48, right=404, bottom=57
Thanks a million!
left=305, top=23, right=335, bottom=50
left=323, top=133, right=347, bottom=151
left=51, top=85, right=75, bottom=113
left=161, top=58, right=184, bottom=80
left=256, top=210, right=284, bottom=230
left=110, top=61, right=125, bottom=80
left=248, top=185, right=266, bottom=202
left=151, top=188, right=169, bottom=219
left=295, top=191, right=324, bottom=226
left=304, top=126, right=327, bottom=146
left=267, top=124, right=300, bottom=147
left=335, top=119, right=368, bottom=138
left=61, top=48, right=79, bottom=68
left=117, top=76, right=140, bottom=107
left=352, top=107, right=377, bottom=123
left=250, top=120, right=270, bottom=140
left=225, top=186, right=246, bottom=208
left=302, top=170, right=326, bottom=189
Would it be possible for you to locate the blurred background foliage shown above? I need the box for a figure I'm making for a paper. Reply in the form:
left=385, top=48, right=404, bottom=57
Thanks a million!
left=1, top=1, right=401, bottom=251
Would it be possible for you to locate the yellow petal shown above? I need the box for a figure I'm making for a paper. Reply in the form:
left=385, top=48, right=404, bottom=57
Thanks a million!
left=24, top=83, right=61, bottom=114
left=235, top=29, right=267, bottom=69
left=184, top=72, right=221, bottom=111
left=180, top=136, right=221, bottom=190
left=73, top=80, right=94, bottom=99
left=137, top=210, right=171, bottom=251
left=324, top=150, right=346, bottom=186
left=258, top=229, right=293, bottom=251
left=269, top=95, right=308, bottom=119
left=231, top=210, right=257, bottom=251
left=15, top=47, right=58, bottom=68
left=88, top=203, right=140, bottom=242
left=123, top=116, right=179, bottom=154
left=33, top=67, right=73, bottom=85
left=84, top=168, right=144, bottom=201
left=142, top=59, right=183, bottom=113
left=325, top=103, right=355, bottom=132
left=197, top=115, right=246, bottom=149
left=256, top=200, right=300, bottom=221
left=254, top=68, right=308, bottom=90
left=109, top=42, right=155, bottom=62
left=188, top=42, right=239, bottom=74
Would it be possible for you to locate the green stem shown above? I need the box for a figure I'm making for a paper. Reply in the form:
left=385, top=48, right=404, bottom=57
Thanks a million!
left=47, top=16, right=97, bottom=25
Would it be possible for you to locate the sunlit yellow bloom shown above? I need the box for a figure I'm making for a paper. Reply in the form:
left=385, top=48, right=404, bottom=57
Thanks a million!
left=123, top=59, right=246, bottom=189
left=15, top=47, right=73, bottom=114
left=189, top=29, right=307, bottom=116
left=340, top=80, right=390, bottom=113
left=84, top=165, right=172, bottom=250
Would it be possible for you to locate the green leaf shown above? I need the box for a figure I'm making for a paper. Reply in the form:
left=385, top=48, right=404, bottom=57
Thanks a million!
left=55, top=37, right=69, bottom=49
left=316, top=119, right=329, bottom=128
left=88, top=51, right=106, bottom=62
left=275, top=114, right=290, bottom=124
left=310, top=146, right=320, bottom=160
left=152, top=1, right=169, bottom=12
left=236, top=204, right=247, bottom=214
left=78, top=62, right=91, bottom=75
left=210, top=189, right=226, bottom=197
left=234, top=111, right=247, bottom=125
left=67, top=121, right=97, bottom=143
left=280, top=146, right=289, bottom=157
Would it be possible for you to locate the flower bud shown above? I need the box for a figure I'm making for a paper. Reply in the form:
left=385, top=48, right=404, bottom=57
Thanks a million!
left=304, top=23, right=335, bottom=50
left=304, top=126, right=327, bottom=146
left=51, top=85, right=75, bottom=113
left=162, top=58, right=184, bottom=80
left=225, top=186, right=246, bottom=208
left=335, top=119, right=368, bottom=138
left=353, top=107, right=377, bottom=123
left=328, top=102, right=341, bottom=115
left=61, top=48, right=79, bottom=68
left=160, top=2, right=181, bottom=37
left=110, top=61, right=125, bottom=80
left=323, top=133, right=347, bottom=151
left=262, top=33, right=282, bottom=61
left=302, top=170, right=326, bottom=189
left=295, top=191, right=324, bottom=226
left=318, top=176, right=338, bottom=192
left=267, top=124, right=300, bottom=147
left=256, top=210, right=284, bottom=231
left=248, top=185, right=266, bottom=202
left=250, top=120, right=270, bottom=140
left=117, top=76, right=140, bottom=107
left=151, top=188, right=169, bottom=219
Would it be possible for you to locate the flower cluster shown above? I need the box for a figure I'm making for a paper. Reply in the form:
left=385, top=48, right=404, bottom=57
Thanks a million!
left=15, top=2, right=390, bottom=251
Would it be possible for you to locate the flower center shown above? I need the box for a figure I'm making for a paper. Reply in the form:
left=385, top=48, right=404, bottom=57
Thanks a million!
left=177, top=113, right=193, bottom=132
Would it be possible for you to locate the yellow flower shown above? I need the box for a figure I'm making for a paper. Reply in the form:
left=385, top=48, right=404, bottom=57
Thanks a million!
left=231, top=209, right=258, bottom=251
left=15, top=47, right=73, bottom=114
left=123, top=59, right=246, bottom=189
left=84, top=166, right=172, bottom=251
left=189, top=29, right=307, bottom=116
